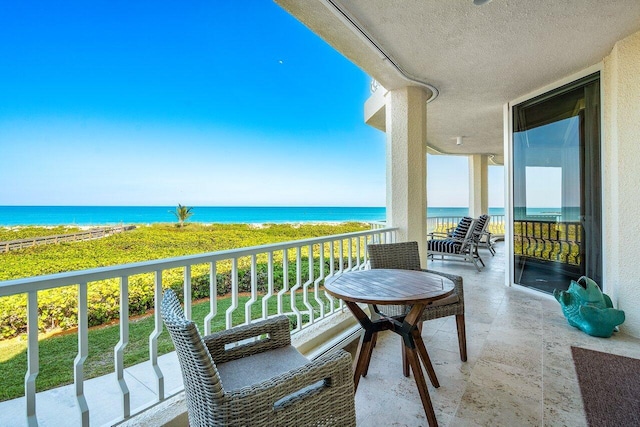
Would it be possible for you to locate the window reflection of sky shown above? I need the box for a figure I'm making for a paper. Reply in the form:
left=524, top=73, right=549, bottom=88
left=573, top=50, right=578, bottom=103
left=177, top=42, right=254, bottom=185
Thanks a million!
left=514, top=115, right=581, bottom=219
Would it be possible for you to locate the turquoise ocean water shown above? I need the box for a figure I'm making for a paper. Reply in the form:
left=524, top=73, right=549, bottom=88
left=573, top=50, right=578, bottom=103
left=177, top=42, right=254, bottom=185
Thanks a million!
left=0, top=206, right=507, bottom=226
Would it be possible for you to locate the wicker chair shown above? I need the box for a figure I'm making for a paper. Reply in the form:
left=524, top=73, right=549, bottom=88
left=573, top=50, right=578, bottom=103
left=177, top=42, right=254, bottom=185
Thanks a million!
left=367, top=241, right=467, bottom=373
left=161, top=289, right=356, bottom=427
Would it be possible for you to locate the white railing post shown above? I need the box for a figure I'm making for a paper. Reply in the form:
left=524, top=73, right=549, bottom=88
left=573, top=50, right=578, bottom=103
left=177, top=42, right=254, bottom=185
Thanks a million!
left=226, top=258, right=239, bottom=329
left=150, top=270, right=164, bottom=401
left=277, top=250, right=289, bottom=316
left=302, top=244, right=315, bottom=325
left=261, top=252, right=274, bottom=321
left=183, top=266, right=192, bottom=320
left=338, top=239, right=344, bottom=274
left=25, top=290, right=39, bottom=427
left=346, top=238, right=353, bottom=272
left=244, top=255, right=258, bottom=325
left=289, top=247, right=304, bottom=331
left=114, top=276, right=130, bottom=419
left=204, top=261, right=217, bottom=336
left=326, top=241, right=337, bottom=313
left=313, top=243, right=326, bottom=319
left=74, top=281, right=89, bottom=426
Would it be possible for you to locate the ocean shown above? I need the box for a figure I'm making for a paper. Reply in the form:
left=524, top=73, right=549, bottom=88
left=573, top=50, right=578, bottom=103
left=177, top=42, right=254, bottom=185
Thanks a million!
left=0, top=206, right=508, bottom=226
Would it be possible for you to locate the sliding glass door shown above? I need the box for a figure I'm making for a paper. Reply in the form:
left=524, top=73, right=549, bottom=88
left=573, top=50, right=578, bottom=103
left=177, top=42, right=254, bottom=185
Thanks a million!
left=512, top=74, right=601, bottom=293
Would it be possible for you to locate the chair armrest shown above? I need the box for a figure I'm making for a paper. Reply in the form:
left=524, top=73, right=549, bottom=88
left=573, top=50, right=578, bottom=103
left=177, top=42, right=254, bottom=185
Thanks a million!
left=203, top=315, right=291, bottom=364
left=228, top=350, right=354, bottom=412
left=439, top=235, right=468, bottom=244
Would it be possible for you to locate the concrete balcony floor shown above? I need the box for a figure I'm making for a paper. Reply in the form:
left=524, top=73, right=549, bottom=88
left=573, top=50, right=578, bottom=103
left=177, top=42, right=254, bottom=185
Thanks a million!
left=354, top=242, right=640, bottom=426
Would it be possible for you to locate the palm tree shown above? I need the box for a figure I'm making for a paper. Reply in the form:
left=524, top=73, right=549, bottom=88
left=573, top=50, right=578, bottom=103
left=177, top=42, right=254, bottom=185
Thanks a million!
left=171, top=204, right=194, bottom=228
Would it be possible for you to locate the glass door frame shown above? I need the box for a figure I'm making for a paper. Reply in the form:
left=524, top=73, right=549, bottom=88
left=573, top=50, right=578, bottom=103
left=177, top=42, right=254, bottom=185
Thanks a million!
left=503, top=63, right=604, bottom=290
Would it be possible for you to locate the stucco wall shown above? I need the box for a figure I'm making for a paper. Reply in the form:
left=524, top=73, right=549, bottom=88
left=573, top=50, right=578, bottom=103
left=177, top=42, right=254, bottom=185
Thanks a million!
left=603, top=29, right=640, bottom=338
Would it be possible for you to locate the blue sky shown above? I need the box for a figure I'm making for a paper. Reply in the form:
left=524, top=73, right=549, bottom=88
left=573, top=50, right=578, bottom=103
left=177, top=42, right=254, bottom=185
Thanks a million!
left=0, top=1, right=503, bottom=208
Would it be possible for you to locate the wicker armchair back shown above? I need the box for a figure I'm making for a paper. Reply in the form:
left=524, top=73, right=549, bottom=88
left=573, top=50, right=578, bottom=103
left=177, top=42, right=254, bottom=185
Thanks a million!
left=367, top=241, right=467, bottom=362
left=161, top=289, right=356, bottom=426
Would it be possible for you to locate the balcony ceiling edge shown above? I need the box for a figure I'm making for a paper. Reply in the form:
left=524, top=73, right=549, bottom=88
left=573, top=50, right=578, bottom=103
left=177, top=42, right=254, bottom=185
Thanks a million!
left=275, top=0, right=640, bottom=161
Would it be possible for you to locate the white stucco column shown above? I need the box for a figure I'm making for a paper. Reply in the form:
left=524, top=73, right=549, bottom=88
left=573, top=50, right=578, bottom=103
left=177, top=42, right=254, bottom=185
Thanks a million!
left=385, top=86, right=429, bottom=265
left=603, top=29, right=640, bottom=338
left=468, top=154, right=489, bottom=218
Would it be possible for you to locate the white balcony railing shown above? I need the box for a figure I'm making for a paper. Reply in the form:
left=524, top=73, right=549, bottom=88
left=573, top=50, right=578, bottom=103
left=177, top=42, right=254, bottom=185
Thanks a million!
left=0, top=226, right=397, bottom=426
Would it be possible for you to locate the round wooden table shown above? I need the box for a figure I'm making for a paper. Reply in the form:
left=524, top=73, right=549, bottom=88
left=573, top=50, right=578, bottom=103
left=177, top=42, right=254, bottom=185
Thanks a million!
left=324, top=269, right=455, bottom=427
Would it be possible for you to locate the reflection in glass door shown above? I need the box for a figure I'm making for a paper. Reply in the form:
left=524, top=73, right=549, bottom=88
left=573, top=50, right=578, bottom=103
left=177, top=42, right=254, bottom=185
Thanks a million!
left=512, top=74, right=601, bottom=293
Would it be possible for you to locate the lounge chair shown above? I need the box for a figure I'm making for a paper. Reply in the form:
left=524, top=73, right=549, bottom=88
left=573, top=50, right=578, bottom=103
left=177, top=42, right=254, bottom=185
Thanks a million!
left=471, top=214, right=491, bottom=266
left=474, top=214, right=496, bottom=256
left=427, top=217, right=482, bottom=271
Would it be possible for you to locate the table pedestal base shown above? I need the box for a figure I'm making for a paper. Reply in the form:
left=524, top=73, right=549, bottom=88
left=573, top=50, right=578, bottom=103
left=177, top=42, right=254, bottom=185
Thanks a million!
left=346, top=301, right=440, bottom=427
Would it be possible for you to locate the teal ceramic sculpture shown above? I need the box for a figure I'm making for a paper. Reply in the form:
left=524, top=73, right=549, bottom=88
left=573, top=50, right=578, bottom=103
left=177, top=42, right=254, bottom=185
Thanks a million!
left=553, top=276, right=625, bottom=338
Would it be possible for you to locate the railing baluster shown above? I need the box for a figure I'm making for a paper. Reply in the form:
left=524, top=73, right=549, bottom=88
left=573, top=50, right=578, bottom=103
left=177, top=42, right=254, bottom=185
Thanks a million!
left=314, top=243, right=326, bottom=319
left=244, top=255, right=258, bottom=325
left=277, top=250, right=289, bottom=316
left=74, top=281, right=89, bottom=426
left=354, top=237, right=362, bottom=270
left=362, top=235, right=369, bottom=269
left=114, top=276, right=130, bottom=419
left=25, top=290, right=39, bottom=427
left=326, top=241, right=337, bottom=313
left=183, top=265, right=192, bottom=320
left=302, top=244, right=315, bottom=325
left=226, top=258, right=239, bottom=329
left=289, top=247, right=303, bottom=331
left=204, top=261, right=217, bottom=336
left=261, top=252, right=274, bottom=320
left=337, top=239, right=345, bottom=310
left=150, top=270, right=164, bottom=401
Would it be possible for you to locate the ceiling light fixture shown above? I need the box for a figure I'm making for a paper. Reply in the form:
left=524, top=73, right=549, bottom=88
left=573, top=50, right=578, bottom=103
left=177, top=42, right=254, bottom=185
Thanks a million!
left=456, top=136, right=464, bottom=146
left=473, top=0, right=493, bottom=5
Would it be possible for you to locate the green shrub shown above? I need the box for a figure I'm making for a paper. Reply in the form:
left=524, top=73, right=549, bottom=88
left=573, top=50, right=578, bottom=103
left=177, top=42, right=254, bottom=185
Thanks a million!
left=0, top=223, right=368, bottom=339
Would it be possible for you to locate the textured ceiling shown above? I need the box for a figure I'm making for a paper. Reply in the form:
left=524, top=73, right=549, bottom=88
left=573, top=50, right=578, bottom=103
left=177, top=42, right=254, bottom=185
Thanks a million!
left=276, top=0, right=640, bottom=163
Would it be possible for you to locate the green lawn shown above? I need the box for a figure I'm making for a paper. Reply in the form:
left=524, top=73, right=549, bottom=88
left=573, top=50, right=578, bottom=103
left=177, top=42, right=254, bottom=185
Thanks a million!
left=0, top=292, right=331, bottom=401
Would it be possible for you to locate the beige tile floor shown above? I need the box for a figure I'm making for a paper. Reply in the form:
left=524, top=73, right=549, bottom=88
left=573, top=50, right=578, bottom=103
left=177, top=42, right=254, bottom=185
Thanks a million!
left=353, top=243, right=640, bottom=427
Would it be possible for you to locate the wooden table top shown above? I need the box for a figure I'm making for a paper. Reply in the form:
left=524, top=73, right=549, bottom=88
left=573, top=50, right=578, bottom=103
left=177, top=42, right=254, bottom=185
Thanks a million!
left=324, top=269, right=454, bottom=305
